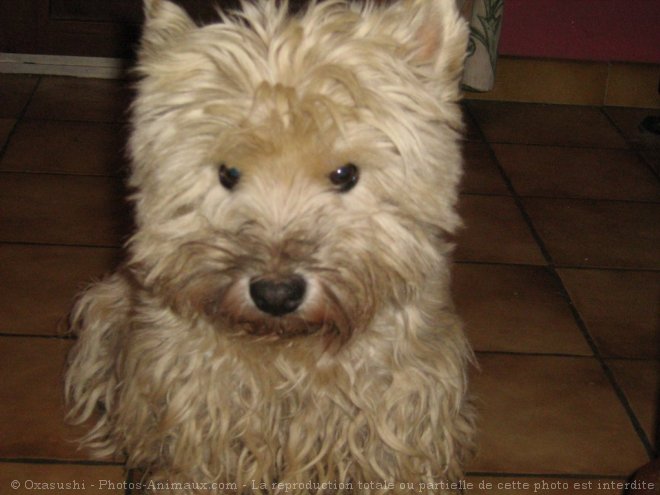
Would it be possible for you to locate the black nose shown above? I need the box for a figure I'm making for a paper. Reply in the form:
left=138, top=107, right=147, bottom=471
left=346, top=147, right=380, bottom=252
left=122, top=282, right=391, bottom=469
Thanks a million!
left=249, top=275, right=307, bottom=316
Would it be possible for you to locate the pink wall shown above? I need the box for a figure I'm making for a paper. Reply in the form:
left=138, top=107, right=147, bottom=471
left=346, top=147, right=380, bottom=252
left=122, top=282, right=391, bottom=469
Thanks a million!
left=499, top=0, right=660, bottom=64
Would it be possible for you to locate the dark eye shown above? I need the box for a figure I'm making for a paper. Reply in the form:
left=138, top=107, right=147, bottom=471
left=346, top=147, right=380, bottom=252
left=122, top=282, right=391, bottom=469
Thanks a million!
left=329, top=163, right=359, bottom=192
left=219, top=164, right=241, bottom=190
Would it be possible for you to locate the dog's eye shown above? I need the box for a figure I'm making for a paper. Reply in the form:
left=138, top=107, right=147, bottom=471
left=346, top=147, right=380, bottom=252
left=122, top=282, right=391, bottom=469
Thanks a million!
left=329, top=163, right=359, bottom=192
left=218, top=164, right=241, bottom=190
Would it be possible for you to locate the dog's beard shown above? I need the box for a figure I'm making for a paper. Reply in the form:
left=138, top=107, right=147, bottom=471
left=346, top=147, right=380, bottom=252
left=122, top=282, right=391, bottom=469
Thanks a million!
left=208, top=277, right=355, bottom=345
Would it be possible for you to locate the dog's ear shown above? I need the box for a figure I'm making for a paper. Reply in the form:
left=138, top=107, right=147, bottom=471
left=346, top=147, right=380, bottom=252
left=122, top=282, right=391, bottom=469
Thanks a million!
left=378, top=0, right=469, bottom=98
left=140, top=0, right=196, bottom=58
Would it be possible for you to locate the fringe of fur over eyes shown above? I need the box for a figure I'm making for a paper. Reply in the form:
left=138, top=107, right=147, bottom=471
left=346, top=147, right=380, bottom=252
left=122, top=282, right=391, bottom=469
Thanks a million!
left=65, top=0, right=476, bottom=493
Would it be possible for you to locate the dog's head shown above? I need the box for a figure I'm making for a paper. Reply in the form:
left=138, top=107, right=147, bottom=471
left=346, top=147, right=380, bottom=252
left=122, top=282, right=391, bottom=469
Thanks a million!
left=127, top=0, right=468, bottom=346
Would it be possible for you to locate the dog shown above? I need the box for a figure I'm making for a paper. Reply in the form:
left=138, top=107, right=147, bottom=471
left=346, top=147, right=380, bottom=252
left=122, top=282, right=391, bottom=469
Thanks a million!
left=65, top=0, right=475, bottom=492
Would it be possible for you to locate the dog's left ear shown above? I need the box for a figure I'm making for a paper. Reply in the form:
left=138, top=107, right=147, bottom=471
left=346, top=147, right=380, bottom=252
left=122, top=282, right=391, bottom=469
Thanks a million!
left=140, top=0, right=196, bottom=59
left=379, top=0, right=469, bottom=99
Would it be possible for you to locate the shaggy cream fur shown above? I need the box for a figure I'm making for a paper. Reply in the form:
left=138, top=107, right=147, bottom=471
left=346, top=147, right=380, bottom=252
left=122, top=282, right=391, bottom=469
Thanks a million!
left=65, top=0, right=475, bottom=493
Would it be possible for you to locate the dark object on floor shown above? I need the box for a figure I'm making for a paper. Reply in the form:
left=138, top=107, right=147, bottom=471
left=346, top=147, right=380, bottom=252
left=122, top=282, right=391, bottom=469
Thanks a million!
left=639, top=116, right=660, bottom=135
left=626, top=458, right=660, bottom=494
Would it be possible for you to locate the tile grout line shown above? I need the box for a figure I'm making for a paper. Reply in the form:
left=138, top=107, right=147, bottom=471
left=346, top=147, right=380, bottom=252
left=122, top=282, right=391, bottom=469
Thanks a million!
left=532, top=253, right=657, bottom=456
left=0, top=333, right=75, bottom=340
left=0, top=75, right=43, bottom=162
left=0, top=457, right=123, bottom=466
left=5, top=116, right=129, bottom=125
left=460, top=191, right=660, bottom=205
left=599, top=106, right=660, bottom=183
left=475, top=349, right=657, bottom=362
left=462, top=137, right=633, bottom=152
left=455, top=259, right=660, bottom=273
left=603, top=62, right=612, bottom=109
left=465, top=471, right=625, bottom=480
left=463, top=104, right=656, bottom=460
left=3, top=116, right=131, bottom=126
left=462, top=105, right=557, bottom=270
left=475, top=350, right=594, bottom=359
left=0, top=169, right=127, bottom=179
left=0, top=240, right=124, bottom=249
left=125, top=470, right=133, bottom=495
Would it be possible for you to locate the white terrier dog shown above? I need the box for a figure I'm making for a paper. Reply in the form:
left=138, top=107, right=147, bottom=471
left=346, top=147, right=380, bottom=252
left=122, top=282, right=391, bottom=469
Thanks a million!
left=66, top=0, right=475, bottom=493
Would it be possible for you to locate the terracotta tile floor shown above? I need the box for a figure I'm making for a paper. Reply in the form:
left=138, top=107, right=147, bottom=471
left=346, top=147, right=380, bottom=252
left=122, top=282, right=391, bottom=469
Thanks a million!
left=0, top=74, right=658, bottom=493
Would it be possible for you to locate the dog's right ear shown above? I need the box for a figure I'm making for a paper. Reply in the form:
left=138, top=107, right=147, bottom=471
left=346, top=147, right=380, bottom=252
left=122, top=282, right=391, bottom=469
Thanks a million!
left=140, top=0, right=195, bottom=58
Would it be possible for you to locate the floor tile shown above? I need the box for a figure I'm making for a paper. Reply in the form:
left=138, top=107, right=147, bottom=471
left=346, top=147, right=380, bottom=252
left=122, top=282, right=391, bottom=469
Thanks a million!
left=0, top=244, right=121, bottom=336
left=605, top=107, right=660, bottom=150
left=0, top=463, right=125, bottom=494
left=453, top=264, right=590, bottom=355
left=0, top=173, right=131, bottom=246
left=523, top=198, right=660, bottom=270
left=608, top=359, right=658, bottom=444
left=0, top=337, right=91, bottom=460
left=558, top=269, right=659, bottom=359
left=1, top=120, right=127, bottom=175
left=470, top=354, right=649, bottom=475
left=455, top=195, right=545, bottom=265
left=464, top=476, right=623, bottom=495
left=605, top=64, right=660, bottom=109
left=0, top=74, right=39, bottom=118
left=640, top=149, right=660, bottom=174
left=492, top=144, right=660, bottom=201
left=0, top=118, right=15, bottom=147
left=468, top=102, right=628, bottom=148
left=24, top=77, right=131, bottom=122
left=462, top=104, right=482, bottom=141
left=461, top=142, right=509, bottom=195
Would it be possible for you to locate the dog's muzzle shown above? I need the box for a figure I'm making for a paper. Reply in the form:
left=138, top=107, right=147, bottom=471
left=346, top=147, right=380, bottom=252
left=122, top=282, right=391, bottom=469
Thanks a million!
left=249, top=274, right=306, bottom=316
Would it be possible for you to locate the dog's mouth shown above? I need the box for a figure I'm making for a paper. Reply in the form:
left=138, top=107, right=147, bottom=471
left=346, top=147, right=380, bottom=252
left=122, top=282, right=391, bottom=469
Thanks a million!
left=234, top=316, right=323, bottom=339
left=216, top=303, right=351, bottom=344
left=205, top=276, right=354, bottom=345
